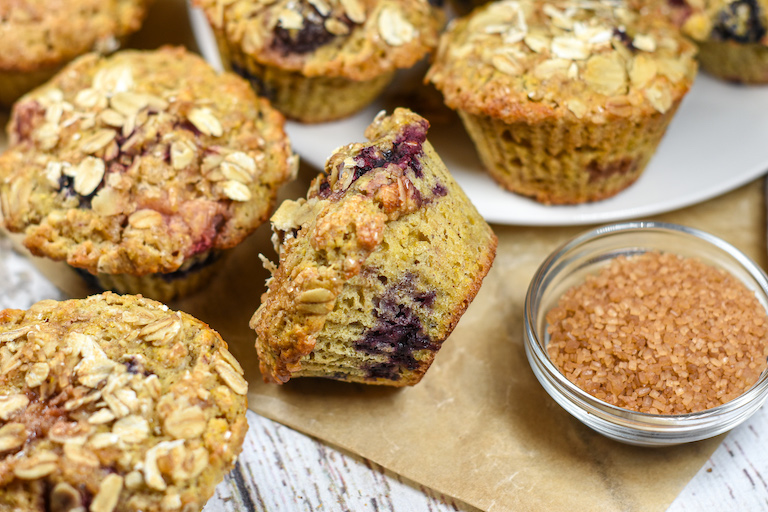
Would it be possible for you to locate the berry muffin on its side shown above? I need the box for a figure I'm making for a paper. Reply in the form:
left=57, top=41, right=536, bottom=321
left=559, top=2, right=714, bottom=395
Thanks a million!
left=0, top=47, right=297, bottom=302
left=676, top=0, right=768, bottom=83
left=193, top=0, right=444, bottom=123
left=426, top=0, right=698, bottom=204
left=0, top=292, right=248, bottom=512
left=250, top=108, right=497, bottom=386
left=0, top=0, right=152, bottom=107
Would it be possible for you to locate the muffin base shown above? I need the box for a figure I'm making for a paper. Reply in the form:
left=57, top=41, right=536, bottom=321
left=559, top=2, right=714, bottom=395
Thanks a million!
left=459, top=104, right=681, bottom=205
left=214, top=32, right=394, bottom=123
left=76, top=251, right=227, bottom=303
left=697, top=41, right=768, bottom=84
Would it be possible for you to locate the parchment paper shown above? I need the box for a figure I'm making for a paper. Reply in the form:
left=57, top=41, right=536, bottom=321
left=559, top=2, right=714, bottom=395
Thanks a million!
left=3, top=1, right=767, bottom=510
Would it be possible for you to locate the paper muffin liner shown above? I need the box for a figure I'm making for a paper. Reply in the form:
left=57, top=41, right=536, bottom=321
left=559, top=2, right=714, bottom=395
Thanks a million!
left=213, top=31, right=394, bottom=123
left=0, top=67, right=60, bottom=107
left=697, top=41, right=768, bottom=84
left=76, top=251, right=227, bottom=303
left=458, top=103, right=682, bottom=205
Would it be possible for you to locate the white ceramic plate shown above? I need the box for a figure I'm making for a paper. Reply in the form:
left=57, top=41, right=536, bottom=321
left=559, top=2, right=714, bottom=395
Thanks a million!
left=189, top=7, right=768, bottom=226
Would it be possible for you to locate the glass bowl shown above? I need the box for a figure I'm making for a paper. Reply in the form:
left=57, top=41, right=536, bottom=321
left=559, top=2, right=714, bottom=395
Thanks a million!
left=524, top=221, right=768, bottom=446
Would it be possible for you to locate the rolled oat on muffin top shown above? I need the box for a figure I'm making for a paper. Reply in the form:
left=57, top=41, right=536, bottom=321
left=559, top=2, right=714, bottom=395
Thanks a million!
left=193, top=0, right=445, bottom=122
left=0, top=47, right=297, bottom=299
left=0, top=292, right=248, bottom=512
left=428, top=0, right=697, bottom=122
left=194, top=0, right=443, bottom=80
left=0, top=0, right=152, bottom=106
left=426, top=0, right=699, bottom=204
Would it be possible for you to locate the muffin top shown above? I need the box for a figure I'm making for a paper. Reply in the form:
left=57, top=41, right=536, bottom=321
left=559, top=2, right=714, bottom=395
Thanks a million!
left=0, top=0, right=152, bottom=72
left=677, top=0, right=768, bottom=44
left=0, top=292, right=248, bottom=512
left=0, top=47, right=297, bottom=276
left=426, top=0, right=698, bottom=124
left=193, top=0, right=444, bottom=80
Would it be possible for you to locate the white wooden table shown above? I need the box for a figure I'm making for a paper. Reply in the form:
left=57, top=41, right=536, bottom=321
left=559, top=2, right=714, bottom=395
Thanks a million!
left=1, top=233, right=767, bottom=511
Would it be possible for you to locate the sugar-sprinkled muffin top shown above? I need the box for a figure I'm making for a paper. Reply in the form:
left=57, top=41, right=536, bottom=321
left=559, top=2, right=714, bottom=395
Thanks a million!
left=0, top=0, right=152, bottom=72
left=0, top=47, right=297, bottom=277
left=426, top=0, right=698, bottom=123
left=0, top=292, right=248, bottom=512
left=193, top=0, right=444, bottom=80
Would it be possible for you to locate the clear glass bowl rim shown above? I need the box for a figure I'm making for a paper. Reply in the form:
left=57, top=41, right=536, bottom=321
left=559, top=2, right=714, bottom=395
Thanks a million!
left=523, top=221, right=768, bottom=445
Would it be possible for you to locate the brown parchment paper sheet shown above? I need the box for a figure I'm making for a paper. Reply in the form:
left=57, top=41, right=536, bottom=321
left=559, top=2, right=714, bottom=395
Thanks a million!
left=3, top=2, right=767, bottom=510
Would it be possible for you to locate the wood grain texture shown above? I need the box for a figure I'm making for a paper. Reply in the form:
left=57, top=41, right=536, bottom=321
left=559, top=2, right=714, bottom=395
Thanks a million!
left=1, top=232, right=767, bottom=511
left=203, top=412, right=475, bottom=512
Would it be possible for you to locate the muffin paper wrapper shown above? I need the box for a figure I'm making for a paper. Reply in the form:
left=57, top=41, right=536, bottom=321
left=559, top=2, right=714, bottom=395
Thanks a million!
left=0, top=4, right=756, bottom=510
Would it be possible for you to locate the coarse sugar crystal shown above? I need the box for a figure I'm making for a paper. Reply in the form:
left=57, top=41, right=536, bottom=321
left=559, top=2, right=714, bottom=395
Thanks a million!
left=546, top=251, right=768, bottom=415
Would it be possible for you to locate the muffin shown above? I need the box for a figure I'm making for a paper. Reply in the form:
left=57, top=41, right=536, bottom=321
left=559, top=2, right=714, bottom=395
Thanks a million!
left=0, top=47, right=297, bottom=302
left=193, top=0, right=444, bottom=123
left=426, top=0, right=698, bottom=204
left=250, top=108, right=497, bottom=386
left=0, top=292, right=248, bottom=512
left=677, top=0, right=768, bottom=83
left=0, top=0, right=152, bottom=107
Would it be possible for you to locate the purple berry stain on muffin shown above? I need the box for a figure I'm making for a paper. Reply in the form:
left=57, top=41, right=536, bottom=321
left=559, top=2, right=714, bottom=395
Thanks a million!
left=123, top=355, right=145, bottom=374
left=355, top=274, right=438, bottom=381
left=56, top=173, right=105, bottom=209
left=356, top=121, right=428, bottom=175
left=272, top=6, right=353, bottom=55
left=713, top=0, right=766, bottom=43
left=317, top=119, right=430, bottom=200
left=432, top=182, right=448, bottom=197
left=357, top=299, right=436, bottom=381
left=357, top=125, right=427, bottom=175
left=613, top=27, right=636, bottom=50
left=12, top=101, right=46, bottom=142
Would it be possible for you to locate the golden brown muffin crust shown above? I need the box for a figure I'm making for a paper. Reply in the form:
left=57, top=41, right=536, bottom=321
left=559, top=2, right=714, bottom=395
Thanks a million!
left=0, top=292, right=248, bottom=512
left=0, top=47, right=297, bottom=277
left=426, top=0, right=698, bottom=124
